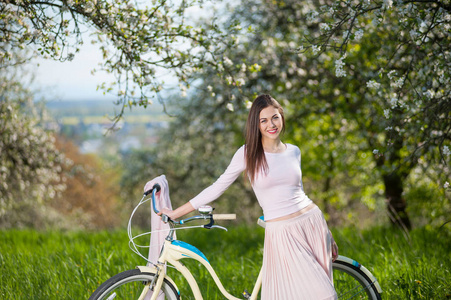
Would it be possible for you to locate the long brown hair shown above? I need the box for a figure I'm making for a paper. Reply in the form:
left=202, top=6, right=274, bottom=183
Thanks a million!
left=245, top=94, right=285, bottom=183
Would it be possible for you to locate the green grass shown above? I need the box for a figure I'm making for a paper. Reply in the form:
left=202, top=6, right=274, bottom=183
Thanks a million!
left=1, top=225, right=450, bottom=299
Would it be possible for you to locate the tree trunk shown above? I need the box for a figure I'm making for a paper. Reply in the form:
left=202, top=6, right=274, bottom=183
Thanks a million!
left=383, top=172, right=411, bottom=230
left=322, top=152, right=334, bottom=223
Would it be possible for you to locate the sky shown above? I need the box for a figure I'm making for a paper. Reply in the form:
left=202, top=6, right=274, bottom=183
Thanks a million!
left=32, top=39, right=116, bottom=102
left=31, top=3, right=219, bottom=102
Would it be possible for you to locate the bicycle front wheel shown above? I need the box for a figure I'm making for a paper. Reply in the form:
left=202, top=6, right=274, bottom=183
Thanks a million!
left=89, top=269, right=180, bottom=300
left=333, top=256, right=382, bottom=300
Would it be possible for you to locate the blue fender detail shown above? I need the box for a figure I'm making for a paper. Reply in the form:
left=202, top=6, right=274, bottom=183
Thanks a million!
left=352, top=260, right=361, bottom=268
left=172, top=240, right=210, bottom=264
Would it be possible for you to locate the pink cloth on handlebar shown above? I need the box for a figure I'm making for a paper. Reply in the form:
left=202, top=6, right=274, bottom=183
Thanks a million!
left=143, top=175, right=174, bottom=300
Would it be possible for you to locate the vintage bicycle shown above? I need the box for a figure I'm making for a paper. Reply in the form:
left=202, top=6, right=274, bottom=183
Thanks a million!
left=89, top=184, right=382, bottom=300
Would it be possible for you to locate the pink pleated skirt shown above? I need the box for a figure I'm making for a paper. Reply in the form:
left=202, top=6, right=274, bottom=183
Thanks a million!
left=262, top=205, right=337, bottom=300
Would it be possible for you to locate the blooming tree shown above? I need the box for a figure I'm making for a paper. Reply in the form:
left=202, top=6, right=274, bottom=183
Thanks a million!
left=295, top=0, right=451, bottom=229
left=0, top=0, right=238, bottom=120
left=196, top=0, right=450, bottom=228
left=0, top=64, right=66, bottom=227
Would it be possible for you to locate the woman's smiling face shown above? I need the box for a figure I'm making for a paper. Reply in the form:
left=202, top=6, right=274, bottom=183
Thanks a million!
left=259, top=105, right=283, bottom=142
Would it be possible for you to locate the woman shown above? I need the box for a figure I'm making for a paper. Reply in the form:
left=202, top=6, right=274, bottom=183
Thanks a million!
left=159, top=94, right=338, bottom=300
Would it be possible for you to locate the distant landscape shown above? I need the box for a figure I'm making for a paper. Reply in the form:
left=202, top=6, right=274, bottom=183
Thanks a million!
left=45, top=99, right=169, bottom=124
left=45, top=99, right=171, bottom=154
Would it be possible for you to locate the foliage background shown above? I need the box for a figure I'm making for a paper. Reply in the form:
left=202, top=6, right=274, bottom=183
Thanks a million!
left=1, top=0, right=450, bottom=230
left=1, top=0, right=450, bottom=298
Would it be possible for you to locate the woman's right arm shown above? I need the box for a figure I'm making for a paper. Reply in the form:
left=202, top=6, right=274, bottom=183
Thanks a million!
left=160, top=146, right=246, bottom=220
left=159, top=202, right=195, bottom=220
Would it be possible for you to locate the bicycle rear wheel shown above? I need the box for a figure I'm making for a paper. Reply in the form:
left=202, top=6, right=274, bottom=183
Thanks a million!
left=89, top=269, right=180, bottom=300
left=333, top=256, right=382, bottom=300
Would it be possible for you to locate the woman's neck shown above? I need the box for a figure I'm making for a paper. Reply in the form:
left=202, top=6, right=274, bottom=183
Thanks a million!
left=262, top=139, right=285, bottom=153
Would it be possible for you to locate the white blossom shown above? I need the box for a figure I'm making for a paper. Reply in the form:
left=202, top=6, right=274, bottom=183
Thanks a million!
left=354, top=29, right=364, bottom=41
left=443, top=146, right=450, bottom=157
left=320, top=23, right=330, bottom=32
left=387, top=70, right=397, bottom=79
left=342, top=30, right=349, bottom=40
left=409, top=29, right=419, bottom=40
left=393, top=77, right=405, bottom=88
left=240, top=63, right=247, bottom=73
left=245, top=100, right=253, bottom=109
left=423, top=89, right=435, bottom=99
left=308, top=10, right=319, bottom=22
left=224, top=56, right=233, bottom=67
left=117, top=21, right=126, bottom=29
left=389, top=96, right=398, bottom=108
left=226, top=103, right=234, bottom=111
left=382, top=0, right=393, bottom=9
left=419, top=21, right=428, bottom=33
left=384, top=109, right=390, bottom=119
left=332, top=36, right=340, bottom=43
left=236, top=78, right=245, bottom=86
left=385, top=126, right=393, bottom=131
left=366, top=80, right=381, bottom=89
left=335, top=56, right=346, bottom=77
left=444, top=182, right=450, bottom=189
left=327, top=7, right=335, bottom=17
left=373, top=149, right=379, bottom=154
left=207, top=85, right=213, bottom=92
left=311, top=45, right=321, bottom=55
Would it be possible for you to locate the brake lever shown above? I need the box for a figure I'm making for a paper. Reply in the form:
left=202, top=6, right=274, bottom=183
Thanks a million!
left=161, top=214, right=169, bottom=224
left=205, top=225, right=228, bottom=231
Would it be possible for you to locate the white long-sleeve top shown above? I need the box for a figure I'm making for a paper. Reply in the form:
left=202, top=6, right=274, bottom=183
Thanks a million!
left=189, top=143, right=313, bottom=221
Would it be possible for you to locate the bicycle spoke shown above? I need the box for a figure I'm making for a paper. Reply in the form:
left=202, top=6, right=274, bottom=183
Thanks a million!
left=337, top=281, right=376, bottom=299
left=106, top=293, right=116, bottom=300
left=334, top=266, right=379, bottom=300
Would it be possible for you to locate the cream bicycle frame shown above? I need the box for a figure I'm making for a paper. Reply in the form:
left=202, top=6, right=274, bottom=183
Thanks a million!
left=142, top=238, right=263, bottom=300
left=129, top=186, right=382, bottom=300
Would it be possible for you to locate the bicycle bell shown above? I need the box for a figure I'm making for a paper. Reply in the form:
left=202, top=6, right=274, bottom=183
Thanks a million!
left=198, top=205, right=213, bottom=215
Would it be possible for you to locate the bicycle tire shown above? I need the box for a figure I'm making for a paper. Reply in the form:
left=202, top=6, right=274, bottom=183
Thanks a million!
left=333, top=258, right=382, bottom=300
left=89, top=269, right=180, bottom=300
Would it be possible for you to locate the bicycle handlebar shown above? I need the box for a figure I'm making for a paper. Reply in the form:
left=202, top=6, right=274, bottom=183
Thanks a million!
left=143, top=184, right=235, bottom=226
left=143, top=184, right=162, bottom=214
left=143, top=183, right=161, bottom=196
left=212, top=214, right=236, bottom=220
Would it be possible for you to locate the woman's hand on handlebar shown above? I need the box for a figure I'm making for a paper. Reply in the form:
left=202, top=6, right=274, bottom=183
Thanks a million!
left=331, top=237, right=339, bottom=262
left=157, top=207, right=175, bottom=220
left=158, top=202, right=196, bottom=221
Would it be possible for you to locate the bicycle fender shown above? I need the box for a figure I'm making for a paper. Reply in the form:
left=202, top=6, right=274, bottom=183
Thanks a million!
left=136, top=265, right=181, bottom=295
left=334, top=255, right=383, bottom=294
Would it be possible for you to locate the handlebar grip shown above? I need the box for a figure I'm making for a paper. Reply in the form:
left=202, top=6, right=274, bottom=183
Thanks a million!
left=213, top=214, right=236, bottom=220
left=143, top=183, right=161, bottom=196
